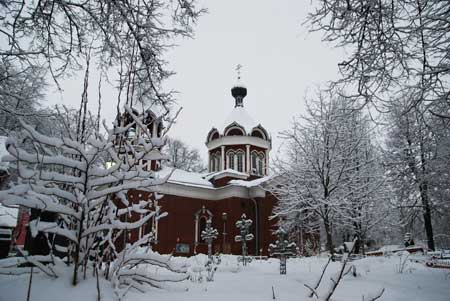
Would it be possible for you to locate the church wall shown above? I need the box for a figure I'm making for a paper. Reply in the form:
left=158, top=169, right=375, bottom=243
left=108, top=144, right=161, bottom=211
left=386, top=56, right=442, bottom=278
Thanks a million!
left=148, top=192, right=278, bottom=257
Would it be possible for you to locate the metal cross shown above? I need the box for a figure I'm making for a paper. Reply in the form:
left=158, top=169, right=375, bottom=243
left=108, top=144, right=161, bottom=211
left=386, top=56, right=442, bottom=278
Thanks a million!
left=268, top=227, right=298, bottom=274
left=201, top=218, right=218, bottom=260
left=236, top=64, right=243, bottom=81
left=235, top=213, right=254, bottom=266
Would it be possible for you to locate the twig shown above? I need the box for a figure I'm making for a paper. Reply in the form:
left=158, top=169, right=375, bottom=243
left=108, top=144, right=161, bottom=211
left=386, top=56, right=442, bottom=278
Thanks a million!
left=307, top=256, right=332, bottom=298
left=304, top=283, right=319, bottom=298
left=322, top=238, right=357, bottom=301
left=26, top=266, right=33, bottom=301
left=363, top=288, right=385, bottom=301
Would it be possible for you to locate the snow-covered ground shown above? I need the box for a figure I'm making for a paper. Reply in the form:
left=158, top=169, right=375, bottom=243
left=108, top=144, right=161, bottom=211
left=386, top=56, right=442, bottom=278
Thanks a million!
left=1, top=254, right=449, bottom=301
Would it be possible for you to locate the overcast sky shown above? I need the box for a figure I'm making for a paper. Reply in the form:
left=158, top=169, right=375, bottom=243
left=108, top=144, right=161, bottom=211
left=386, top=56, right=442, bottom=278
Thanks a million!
left=49, top=0, right=344, bottom=163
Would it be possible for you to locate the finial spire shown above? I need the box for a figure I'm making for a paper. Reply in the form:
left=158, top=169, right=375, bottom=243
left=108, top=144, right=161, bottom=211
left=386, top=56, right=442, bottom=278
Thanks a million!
left=236, top=64, right=243, bottom=83
left=231, top=64, right=247, bottom=107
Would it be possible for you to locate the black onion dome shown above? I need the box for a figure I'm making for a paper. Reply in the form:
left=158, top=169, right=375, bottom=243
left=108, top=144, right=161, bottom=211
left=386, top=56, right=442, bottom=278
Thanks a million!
left=231, top=85, right=247, bottom=99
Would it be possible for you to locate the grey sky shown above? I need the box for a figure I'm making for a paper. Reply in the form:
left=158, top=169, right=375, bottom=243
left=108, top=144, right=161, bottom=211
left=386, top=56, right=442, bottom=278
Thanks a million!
left=48, top=0, right=343, bottom=163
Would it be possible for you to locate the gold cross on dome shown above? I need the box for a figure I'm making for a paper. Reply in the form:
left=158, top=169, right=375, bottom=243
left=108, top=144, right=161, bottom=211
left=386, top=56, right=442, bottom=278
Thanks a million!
left=235, top=64, right=243, bottom=81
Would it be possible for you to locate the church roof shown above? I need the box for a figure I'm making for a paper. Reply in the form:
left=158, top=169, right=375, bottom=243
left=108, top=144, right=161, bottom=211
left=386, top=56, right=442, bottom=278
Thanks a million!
left=204, top=169, right=249, bottom=181
left=157, top=167, right=213, bottom=188
left=221, top=106, right=257, bottom=133
left=155, top=167, right=271, bottom=190
left=228, top=175, right=274, bottom=187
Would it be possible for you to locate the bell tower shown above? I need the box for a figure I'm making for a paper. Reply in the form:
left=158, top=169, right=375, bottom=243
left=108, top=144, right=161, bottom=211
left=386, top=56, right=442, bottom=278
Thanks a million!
left=205, top=66, right=271, bottom=179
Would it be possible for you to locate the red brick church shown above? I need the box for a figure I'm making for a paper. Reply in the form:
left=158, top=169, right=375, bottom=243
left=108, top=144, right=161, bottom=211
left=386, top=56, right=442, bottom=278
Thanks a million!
left=124, top=82, right=278, bottom=256
left=6, top=81, right=279, bottom=258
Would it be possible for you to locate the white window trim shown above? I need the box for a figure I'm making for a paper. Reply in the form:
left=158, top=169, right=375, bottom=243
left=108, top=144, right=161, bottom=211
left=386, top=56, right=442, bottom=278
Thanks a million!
left=194, top=207, right=213, bottom=246
left=251, top=150, right=265, bottom=176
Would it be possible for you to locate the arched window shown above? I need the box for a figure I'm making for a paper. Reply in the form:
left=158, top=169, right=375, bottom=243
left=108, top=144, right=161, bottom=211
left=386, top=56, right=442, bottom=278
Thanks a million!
left=194, top=206, right=213, bottom=248
left=210, top=151, right=221, bottom=172
left=236, top=150, right=245, bottom=172
left=251, top=129, right=266, bottom=140
left=224, top=124, right=245, bottom=136
left=211, top=132, right=219, bottom=140
left=199, top=216, right=207, bottom=241
left=226, top=150, right=245, bottom=172
left=227, top=128, right=244, bottom=136
left=251, top=151, right=265, bottom=176
left=227, top=151, right=235, bottom=170
left=207, top=129, right=220, bottom=142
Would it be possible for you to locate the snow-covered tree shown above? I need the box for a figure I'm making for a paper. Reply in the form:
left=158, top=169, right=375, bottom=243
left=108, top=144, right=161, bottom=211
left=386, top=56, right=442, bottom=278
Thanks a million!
left=0, top=106, right=170, bottom=286
left=384, top=95, right=450, bottom=250
left=271, top=91, right=387, bottom=254
left=164, top=137, right=206, bottom=172
left=306, top=0, right=450, bottom=117
left=0, top=61, right=49, bottom=135
left=111, top=228, right=189, bottom=298
left=0, top=1, right=205, bottom=111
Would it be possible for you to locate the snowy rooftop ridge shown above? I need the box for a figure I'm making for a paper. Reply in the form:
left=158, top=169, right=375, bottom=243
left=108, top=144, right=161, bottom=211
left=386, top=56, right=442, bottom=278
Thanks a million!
left=155, top=167, right=271, bottom=190
left=228, top=175, right=274, bottom=188
left=156, top=167, right=213, bottom=188
left=203, top=169, right=249, bottom=181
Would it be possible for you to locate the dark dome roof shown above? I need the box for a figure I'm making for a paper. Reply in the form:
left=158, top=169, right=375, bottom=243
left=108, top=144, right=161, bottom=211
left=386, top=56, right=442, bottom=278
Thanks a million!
left=231, top=85, right=247, bottom=99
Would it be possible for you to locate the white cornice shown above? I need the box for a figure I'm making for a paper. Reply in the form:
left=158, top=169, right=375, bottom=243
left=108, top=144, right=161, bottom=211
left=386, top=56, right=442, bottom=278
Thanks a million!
left=147, top=181, right=266, bottom=200
left=206, top=136, right=271, bottom=151
left=205, top=169, right=249, bottom=181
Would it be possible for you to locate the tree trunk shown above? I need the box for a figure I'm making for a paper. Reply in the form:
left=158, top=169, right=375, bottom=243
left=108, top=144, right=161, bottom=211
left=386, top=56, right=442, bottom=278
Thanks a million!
left=420, top=182, right=435, bottom=250
left=73, top=207, right=85, bottom=286
left=324, top=218, right=334, bottom=256
left=419, top=140, right=435, bottom=251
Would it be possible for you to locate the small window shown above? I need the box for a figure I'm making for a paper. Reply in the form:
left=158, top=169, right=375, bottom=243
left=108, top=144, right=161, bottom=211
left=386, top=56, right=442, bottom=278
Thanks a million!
left=199, top=216, right=207, bottom=241
left=211, top=151, right=221, bottom=172
left=211, top=132, right=219, bottom=141
left=251, top=152, right=257, bottom=173
left=251, top=151, right=265, bottom=176
left=194, top=206, right=213, bottom=247
left=227, top=151, right=235, bottom=170
left=251, top=130, right=265, bottom=139
left=236, top=151, right=244, bottom=172
left=227, top=128, right=244, bottom=136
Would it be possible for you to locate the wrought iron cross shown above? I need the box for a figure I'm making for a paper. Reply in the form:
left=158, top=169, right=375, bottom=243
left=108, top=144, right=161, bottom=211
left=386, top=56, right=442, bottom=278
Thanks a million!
left=201, top=218, right=218, bottom=260
left=268, top=227, right=298, bottom=274
left=236, top=64, right=243, bottom=81
left=235, top=213, right=254, bottom=266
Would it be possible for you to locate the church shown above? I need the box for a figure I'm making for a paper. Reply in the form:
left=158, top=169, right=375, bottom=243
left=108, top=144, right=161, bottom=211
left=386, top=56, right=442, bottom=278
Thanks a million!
left=122, top=82, right=278, bottom=257
left=5, top=80, right=279, bottom=258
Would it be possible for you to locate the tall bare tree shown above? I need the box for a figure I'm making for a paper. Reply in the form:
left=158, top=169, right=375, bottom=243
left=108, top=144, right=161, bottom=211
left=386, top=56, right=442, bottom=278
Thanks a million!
left=306, top=0, right=450, bottom=116
left=0, top=0, right=205, bottom=119
left=272, top=91, right=386, bottom=255
left=164, top=137, right=206, bottom=172
left=384, top=94, right=450, bottom=250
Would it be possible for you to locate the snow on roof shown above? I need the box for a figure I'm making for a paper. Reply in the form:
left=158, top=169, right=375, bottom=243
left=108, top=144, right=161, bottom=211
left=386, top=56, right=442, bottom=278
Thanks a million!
left=228, top=175, right=273, bottom=188
left=204, top=169, right=249, bottom=181
left=155, top=167, right=269, bottom=190
left=0, top=136, right=9, bottom=172
left=156, top=167, right=213, bottom=188
left=0, top=203, right=18, bottom=228
left=219, top=106, right=260, bottom=134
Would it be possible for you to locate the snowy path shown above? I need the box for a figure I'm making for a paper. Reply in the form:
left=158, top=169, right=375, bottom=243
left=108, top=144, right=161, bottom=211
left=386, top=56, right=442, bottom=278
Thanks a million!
left=1, top=255, right=449, bottom=301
